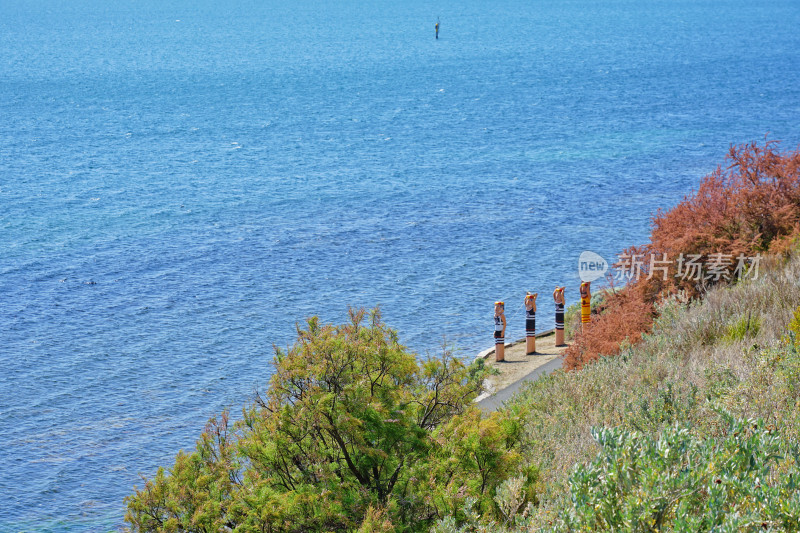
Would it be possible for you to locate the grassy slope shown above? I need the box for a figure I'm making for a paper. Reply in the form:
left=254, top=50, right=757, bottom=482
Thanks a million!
left=501, top=252, right=800, bottom=528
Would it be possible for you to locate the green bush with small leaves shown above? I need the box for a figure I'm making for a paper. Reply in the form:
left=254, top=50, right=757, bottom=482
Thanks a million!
left=559, top=414, right=800, bottom=531
left=125, top=309, right=534, bottom=532
left=432, top=413, right=800, bottom=533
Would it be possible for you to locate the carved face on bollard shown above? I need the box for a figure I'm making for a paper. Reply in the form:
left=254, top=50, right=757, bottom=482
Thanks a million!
left=580, top=281, right=591, bottom=299
left=494, top=302, right=504, bottom=316
left=553, top=287, right=565, bottom=304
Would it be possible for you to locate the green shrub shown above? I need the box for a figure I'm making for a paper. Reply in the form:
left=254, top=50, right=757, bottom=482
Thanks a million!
left=564, top=301, right=581, bottom=341
left=722, top=311, right=761, bottom=344
left=703, top=364, right=739, bottom=401
left=558, top=415, right=800, bottom=531
left=125, top=309, right=530, bottom=532
left=433, top=414, right=800, bottom=532
left=783, top=305, right=800, bottom=352
left=627, top=381, right=700, bottom=433
left=720, top=342, right=800, bottom=443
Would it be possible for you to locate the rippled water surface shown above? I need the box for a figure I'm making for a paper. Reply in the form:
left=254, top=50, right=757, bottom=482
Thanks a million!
left=1, top=0, right=799, bottom=529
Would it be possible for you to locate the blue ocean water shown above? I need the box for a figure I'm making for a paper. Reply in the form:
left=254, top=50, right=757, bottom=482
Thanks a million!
left=1, top=0, right=799, bottom=529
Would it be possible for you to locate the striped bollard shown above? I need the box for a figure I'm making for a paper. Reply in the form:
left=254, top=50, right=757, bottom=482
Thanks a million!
left=554, top=286, right=565, bottom=346
left=525, top=292, right=537, bottom=355
left=494, top=301, right=506, bottom=362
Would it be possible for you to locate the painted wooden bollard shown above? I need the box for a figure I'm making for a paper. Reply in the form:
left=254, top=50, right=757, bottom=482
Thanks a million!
left=554, top=286, right=566, bottom=346
left=580, top=281, right=591, bottom=329
left=525, top=292, right=537, bottom=354
left=494, top=301, right=506, bottom=362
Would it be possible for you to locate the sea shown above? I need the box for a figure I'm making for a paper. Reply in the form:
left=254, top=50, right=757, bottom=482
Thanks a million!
left=1, top=0, right=799, bottom=529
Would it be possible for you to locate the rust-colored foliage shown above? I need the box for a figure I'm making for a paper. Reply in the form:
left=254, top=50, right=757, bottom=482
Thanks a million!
left=648, top=139, right=800, bottom=295
left=564, top=284, right=655, bottom=370
left=566, top=139, right=800, bottom=370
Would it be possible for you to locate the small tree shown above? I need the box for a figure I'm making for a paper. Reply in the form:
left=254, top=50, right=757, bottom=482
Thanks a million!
left=125, top=308, right=526, bottom=532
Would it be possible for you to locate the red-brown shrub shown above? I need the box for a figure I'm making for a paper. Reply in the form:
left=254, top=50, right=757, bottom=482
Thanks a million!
left=566, top=139, right=800, bottom=369
left=564, top=282, right=655, bottom=370
left=647, top=139, right=800, bottom=298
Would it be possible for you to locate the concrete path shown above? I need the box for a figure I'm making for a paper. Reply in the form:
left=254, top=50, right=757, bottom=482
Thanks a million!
left=476, top=355, right=564, bottom=411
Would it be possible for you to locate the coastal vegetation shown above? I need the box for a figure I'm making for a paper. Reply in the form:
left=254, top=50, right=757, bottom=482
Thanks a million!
left=438, top=139, right=800, bottom=530
left=125, top=309, right=534, bottom=531
left=126, top=140, right=800, bottom=531
left=565, top=138, right=800, bottom=369
left=438, top=253, right=800, bottom=530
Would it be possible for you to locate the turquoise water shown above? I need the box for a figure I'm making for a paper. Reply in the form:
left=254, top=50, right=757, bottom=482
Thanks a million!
left=1, top=0, right=799, bottom=529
